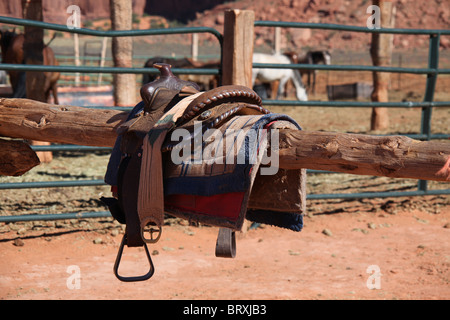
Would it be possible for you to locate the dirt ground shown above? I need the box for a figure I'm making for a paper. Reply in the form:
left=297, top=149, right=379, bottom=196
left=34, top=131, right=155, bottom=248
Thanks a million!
left=0, top=53, right=449, bottom=300
left=0, top=202, right=449, bottom=300
left=1, top=108, right=448, bottom=300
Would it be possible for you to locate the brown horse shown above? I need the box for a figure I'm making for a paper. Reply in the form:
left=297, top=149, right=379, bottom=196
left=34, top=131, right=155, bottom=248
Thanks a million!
left=0, top=30, right=60, bottom=104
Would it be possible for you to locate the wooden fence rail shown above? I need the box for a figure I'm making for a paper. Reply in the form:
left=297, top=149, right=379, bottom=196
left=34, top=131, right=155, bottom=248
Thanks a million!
left=0, top=97, right=449, bottom=182
left=0, top=9, right=449, bottom=184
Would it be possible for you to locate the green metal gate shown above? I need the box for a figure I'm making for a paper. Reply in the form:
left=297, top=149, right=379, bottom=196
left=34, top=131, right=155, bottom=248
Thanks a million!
left=0, top=16, right=448, bottom=223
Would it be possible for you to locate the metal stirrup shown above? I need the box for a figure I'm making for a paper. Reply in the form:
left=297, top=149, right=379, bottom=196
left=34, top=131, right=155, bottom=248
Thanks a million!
left=215, top=228, right=236, bottom=258
left=114, top=233, right=155, bottom=282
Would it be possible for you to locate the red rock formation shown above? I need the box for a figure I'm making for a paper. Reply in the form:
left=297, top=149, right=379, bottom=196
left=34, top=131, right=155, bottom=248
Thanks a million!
left=0, top=0, right=448, bottom=50
left=0, top=0, right=226, bottom=24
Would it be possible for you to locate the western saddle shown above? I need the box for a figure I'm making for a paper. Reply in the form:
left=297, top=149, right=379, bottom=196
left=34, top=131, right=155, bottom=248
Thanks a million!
left=102, top=63, right=306, bottom=282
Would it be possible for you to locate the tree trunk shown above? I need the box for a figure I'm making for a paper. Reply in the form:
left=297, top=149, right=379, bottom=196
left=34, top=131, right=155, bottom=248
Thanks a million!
left=370, top=0, right=395, bottom=131
left=22, top=0, right=53, bottom=162
left=0, top=98, right=449, bottom=182
left=110, top=0, right=136, bottom=106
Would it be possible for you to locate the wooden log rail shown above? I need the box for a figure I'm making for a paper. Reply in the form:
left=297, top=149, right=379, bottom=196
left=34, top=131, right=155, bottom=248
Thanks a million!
left=278, top=130, right=450, bottom=182
left=0, top=98, right=449, bottom=182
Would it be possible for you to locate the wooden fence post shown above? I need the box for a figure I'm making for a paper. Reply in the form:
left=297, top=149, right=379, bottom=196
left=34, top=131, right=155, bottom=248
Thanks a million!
left=222, top=9, right=255, bottom=87
left=274, top=26, right=281, bottom=54
left=222, top=10, right=256, bottom=231
left=191, top=33, right=198, bottom=61
left=370, top=0, right=396, bottom=131
left=74, top=33, right=80, bottom=86
left=22, top=0, right=52, bottom=163
left=98, top=37, right=108, bottom=85
left=110, top=0, right=136, bottom=106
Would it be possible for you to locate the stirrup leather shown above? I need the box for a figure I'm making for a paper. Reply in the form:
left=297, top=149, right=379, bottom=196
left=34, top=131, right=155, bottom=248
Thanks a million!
left=215, top=228, right=236, bottom=258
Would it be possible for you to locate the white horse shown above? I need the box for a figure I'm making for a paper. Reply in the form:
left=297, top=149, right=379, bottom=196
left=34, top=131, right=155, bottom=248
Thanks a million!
left=252, top=52, right=308, bottom=101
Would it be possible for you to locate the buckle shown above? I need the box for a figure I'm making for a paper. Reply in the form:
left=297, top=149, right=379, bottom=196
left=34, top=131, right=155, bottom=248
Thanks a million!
left=113, top=234, right=155, bottom=282
left=141, top=220, right=162, bottom=244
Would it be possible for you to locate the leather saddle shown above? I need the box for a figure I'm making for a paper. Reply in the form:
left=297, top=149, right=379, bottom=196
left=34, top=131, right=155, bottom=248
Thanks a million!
left=102, top=63, right=306, bottom=282
left=102, top=63, right=269, bottom=281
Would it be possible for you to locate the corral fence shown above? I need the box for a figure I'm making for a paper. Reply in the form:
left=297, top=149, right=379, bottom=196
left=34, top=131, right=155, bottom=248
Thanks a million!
left=0, top=14, right=449, bottom=223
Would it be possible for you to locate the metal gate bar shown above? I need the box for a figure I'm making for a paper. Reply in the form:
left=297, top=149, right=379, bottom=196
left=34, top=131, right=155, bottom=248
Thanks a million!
left=0, top=16, right=448, bottom=223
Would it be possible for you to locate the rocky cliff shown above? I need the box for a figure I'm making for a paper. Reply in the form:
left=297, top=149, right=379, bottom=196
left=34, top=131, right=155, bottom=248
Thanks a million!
left=0, top=0, right=227, bottom=24
left=187, top=0, right=450, bottom=50
left=1, top=0, right=448, bottom=50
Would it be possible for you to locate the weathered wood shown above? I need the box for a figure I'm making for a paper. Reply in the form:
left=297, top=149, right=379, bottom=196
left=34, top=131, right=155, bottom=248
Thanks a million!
left=22, top=0, right=45, bottom=102
left=222, top=9, right=255, bottom=87
left=278, top=130, right=450, bottom=182
left=274, top=27, right=281, bottom=54
left=110, top=0, right=136, bottom=106
left=0, top=138, right=40, bottom=176
left=74, top=33, right=80, bottom=86
left=98, top=37, right=108, bottom=85
left=370, top=0, right=395, bottom=131
left=0, top=98, right=449, bottom=182
left=221, top=10, right=254, bottom=233
left=191, top=33, right=198, bottom=61
left=0, top=98, right=128, bottom=147
left=22, top=0, right=53, bottom=163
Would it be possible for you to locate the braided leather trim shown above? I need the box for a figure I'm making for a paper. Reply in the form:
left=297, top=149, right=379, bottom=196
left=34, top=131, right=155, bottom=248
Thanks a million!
left=179, top=85, right=262, bottom=124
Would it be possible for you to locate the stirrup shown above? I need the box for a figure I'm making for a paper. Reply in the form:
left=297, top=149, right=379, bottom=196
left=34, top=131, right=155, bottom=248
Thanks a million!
left=215, top=228, right=236, bottom=258
left=114, top=233, right=155, bottom=282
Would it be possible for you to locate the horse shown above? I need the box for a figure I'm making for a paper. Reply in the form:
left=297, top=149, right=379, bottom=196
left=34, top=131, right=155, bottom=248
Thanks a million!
left=252, top=52, right=308, bottom=101
left=142, top=56, right=220, bottom=90
left=0, top=30, right=60, bottom=103
left=285, top=50, right=331, bottom=94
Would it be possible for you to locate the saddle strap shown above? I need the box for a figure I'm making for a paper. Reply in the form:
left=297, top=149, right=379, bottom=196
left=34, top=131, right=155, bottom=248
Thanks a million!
left=215, top=228, right=236, bottom=258
left=137, top=92, right=203, bottom=241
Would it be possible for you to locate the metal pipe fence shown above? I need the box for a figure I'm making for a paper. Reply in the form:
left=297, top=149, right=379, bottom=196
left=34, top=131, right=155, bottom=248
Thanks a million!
left=253, top=21, right=450, bottom=123
left=0, top=15, right=222, bottom=78
left=253, top=19, right=450, bottom=200
left=0, top=16, right=448, bottom=223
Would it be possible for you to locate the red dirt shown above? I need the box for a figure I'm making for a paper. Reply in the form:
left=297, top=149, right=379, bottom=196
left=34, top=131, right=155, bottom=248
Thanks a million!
left=1, top=201, right=449, bottom=300
left=0, top=0, right=449, bottom=301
